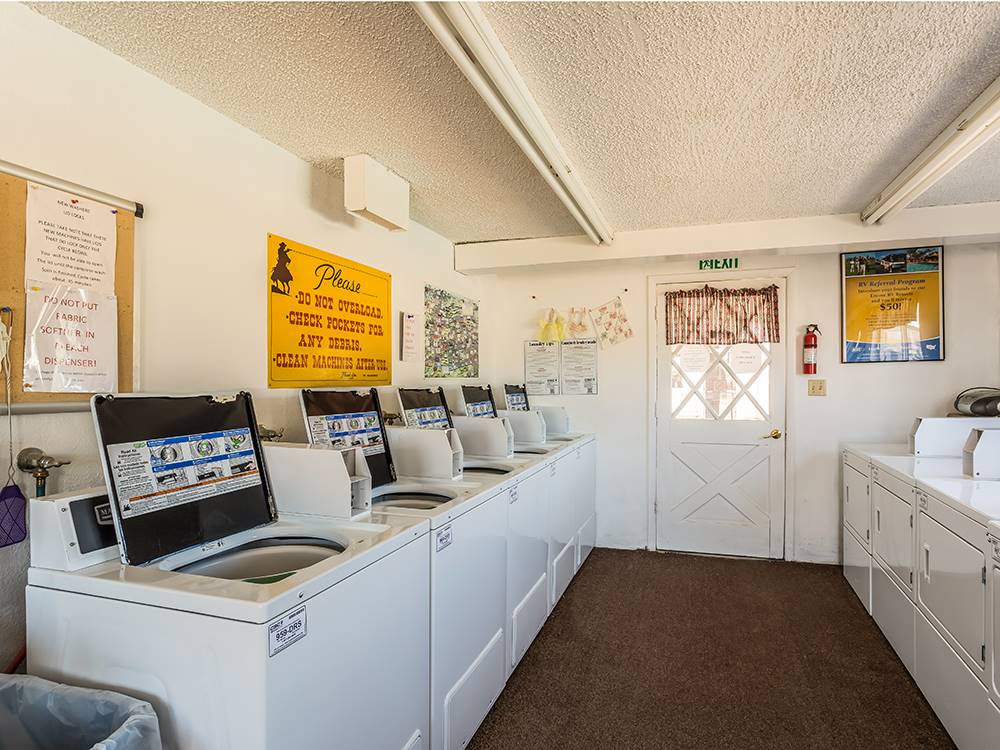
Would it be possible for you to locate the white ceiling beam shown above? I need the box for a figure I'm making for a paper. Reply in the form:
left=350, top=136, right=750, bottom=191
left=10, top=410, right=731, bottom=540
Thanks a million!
left=862, top=75, right=1000, bottom=224
left=455, top=200, right=1000, bottom=273
left=413, top=1, right=613, bottom=245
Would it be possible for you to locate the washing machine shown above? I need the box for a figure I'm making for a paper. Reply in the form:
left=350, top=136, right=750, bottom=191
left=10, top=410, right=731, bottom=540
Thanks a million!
left=27, top=392, right=432, bottom=750
left=374, top=478, right=510, bottom=750
left=301, top=387, right=481, bottom=508
left=443, top=383, right=500, bottom=420
left=393, top=389, right=559, bottom=675
left=424, top=385, right=539, bottom=481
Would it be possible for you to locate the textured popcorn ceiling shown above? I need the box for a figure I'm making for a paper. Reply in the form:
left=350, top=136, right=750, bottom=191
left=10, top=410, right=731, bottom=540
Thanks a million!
left=30, top=1, right=582, bottom=243
left=31, top=2, right=1000, bottom=242
left=481, top=1, right=1000, bottom=231
left=913, top=134, right=1000, bottom=207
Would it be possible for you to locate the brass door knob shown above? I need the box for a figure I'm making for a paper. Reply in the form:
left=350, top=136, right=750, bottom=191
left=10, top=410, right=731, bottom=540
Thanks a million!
left=760, top=429, right=783, bottom=440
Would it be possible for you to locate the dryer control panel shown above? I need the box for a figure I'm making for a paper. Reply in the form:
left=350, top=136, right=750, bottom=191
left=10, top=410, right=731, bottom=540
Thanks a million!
left=988, top=533, right=1000, bottom=564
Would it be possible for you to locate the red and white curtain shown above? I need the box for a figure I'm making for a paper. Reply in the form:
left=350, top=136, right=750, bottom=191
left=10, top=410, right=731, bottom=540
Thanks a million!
left=665, top=285, right=780, bottom=345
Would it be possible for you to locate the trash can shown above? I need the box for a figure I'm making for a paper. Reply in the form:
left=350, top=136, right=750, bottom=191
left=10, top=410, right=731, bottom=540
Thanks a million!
left=0, top=674, right=162, bottom=750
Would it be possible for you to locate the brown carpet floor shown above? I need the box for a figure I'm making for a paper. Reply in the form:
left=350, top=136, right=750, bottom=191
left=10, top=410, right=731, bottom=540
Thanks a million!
left=469, top=549, right=954, bottom=750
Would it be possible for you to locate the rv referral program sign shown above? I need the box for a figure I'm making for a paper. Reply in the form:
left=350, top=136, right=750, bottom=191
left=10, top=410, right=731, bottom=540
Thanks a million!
left=267, top=233, right=391, bottom=388
left=841, top=245, right=944, bottom=363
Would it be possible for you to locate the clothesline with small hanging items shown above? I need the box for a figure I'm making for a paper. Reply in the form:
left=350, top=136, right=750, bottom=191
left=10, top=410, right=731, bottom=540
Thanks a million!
left=533, top=292, right=635, bottom=348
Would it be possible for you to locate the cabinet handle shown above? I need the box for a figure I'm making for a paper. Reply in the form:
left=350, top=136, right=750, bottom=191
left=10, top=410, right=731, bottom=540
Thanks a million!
left=923, top=543, right=931, bottom=582
left=876, top=508, right=880, bottom=532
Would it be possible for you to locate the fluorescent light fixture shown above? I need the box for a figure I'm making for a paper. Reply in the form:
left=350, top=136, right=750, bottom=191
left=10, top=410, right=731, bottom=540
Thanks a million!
left=862, top=75, right=1000, bottom=225
left=414, top=1, right=613, bottom=245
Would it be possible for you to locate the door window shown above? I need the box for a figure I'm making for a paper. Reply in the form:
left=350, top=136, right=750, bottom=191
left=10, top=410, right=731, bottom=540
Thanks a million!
left=670, top=343, right=771, bottom=421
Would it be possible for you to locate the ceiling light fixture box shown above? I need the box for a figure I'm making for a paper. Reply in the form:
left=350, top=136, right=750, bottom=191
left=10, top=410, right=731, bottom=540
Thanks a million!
left=343, top=154, right=410, bottom=232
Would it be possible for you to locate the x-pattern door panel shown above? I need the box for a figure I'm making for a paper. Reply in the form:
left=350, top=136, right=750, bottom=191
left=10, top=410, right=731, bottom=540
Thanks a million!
left=655, top=279, right=787, bottom=559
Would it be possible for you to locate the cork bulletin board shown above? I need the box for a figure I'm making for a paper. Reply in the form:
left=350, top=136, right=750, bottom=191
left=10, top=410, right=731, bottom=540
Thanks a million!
left=0, top=172, right=135, bottom=405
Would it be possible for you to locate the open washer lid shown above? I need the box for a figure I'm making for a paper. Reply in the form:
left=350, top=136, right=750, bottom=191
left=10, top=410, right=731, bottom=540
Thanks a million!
left=503, top=384, right=530, bottom=411
left=92, top=392, right=276, bottom=566
left=461, top=384, right=498, bottom=418
left=299, top=387, right=396, bottom=488
left=398, top=386, right=453, bottom=429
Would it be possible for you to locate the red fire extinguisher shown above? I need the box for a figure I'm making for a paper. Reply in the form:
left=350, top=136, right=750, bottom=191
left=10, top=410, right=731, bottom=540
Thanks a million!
left=803, top=324, right=821, bottom=374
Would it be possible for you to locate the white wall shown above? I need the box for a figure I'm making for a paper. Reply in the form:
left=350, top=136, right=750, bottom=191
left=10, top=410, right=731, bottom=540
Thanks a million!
left=486, top=245, right=1000, bottom=559
left=0, top=4, right=494, bottom=670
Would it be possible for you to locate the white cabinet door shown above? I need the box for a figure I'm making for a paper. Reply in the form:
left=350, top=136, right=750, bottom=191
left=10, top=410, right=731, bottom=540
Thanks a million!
left=915, top=611, right=992, bottom=750
left=917, top=511, right=986, bottom=673
left=873, top=482, right=914, bottom=594
left=872, top=560, right=916, bottom=674
left=993, top=561, right=1000, bottom=707
left=571, top=440, right=597, bottom=570
left=506, top=468, right=549, bottom=672
left=572, top=440, right=597, bottom=530
left=843, top=463, right=870, bottom=550
left=547, top=456, right=576, bottom=609
left=843, top=524, right=871, bottom=613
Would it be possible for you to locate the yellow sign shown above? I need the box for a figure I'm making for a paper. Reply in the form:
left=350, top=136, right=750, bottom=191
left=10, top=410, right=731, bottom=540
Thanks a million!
left=267, top=233, right=391, bottom=387
left=841, top=246, right=943, bottom=362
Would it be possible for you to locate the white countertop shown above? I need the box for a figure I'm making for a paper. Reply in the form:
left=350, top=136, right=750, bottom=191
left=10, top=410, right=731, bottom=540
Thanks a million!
left=918, top=476, right=1000, bottom=526
left=844, top=443, right=911, bottom=459
left=845, top=443, right=1000, bottom=526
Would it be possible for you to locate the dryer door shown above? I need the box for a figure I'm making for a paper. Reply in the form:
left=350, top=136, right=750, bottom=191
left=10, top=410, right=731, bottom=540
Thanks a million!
left=993, top=559, right=1000, bottom=705
left=872, top=482, right=914, bottom=594
left=917, top=510, right=985, bottom=670
left=843, top=464, right=870, bottom=548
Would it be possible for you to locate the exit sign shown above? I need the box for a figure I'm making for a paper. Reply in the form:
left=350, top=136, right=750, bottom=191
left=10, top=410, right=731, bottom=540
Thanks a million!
left=699, top=257, right=739, bottom=270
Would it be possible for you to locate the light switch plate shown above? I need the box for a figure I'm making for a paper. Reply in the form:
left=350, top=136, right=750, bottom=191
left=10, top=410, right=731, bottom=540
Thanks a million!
left=808, top=379, right=827, bottom=396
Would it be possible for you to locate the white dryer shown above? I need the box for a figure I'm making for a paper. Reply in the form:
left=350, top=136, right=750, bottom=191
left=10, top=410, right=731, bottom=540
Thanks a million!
left=913, top=475, right=1000, bottom=750
left=27, top=392, right=432, bottom=750
left=989, top=521, right=1000, bottom=719
left=869, top=454, right=963, bottom=674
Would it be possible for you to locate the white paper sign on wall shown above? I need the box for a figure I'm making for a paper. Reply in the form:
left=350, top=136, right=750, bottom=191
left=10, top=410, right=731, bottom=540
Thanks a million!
left=400, top=311, right=420, bottom=362
left=24, top=182, right=118, bottom=294
left=23, top=285, right=118, bottom=393
left=524, top=340, right=560, bottom=395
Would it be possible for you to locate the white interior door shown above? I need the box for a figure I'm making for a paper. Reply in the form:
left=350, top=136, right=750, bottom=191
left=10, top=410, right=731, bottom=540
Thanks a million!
left=655, top=278, right=787, bottom=558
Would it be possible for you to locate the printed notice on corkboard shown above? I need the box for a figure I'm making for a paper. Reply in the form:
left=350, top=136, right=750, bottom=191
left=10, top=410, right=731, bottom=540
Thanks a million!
left=267, top=233, right=391, bottom=388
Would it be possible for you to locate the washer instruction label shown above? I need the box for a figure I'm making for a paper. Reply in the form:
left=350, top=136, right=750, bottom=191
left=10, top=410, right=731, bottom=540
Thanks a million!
left=465, top=400, right=495, bottom=418
left=107, top=428, right=260, bottom=518
left=268, top=606, right=307, bottom=657
left=505, top=392, right=528, bottom=411
left=405, top=405, right=450, bottom=429
left=308, top=411, right=384, bottom=456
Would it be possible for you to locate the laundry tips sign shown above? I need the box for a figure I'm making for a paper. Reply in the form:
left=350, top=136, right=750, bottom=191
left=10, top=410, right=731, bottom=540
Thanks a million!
left=267, top=233, right=391, bottom=387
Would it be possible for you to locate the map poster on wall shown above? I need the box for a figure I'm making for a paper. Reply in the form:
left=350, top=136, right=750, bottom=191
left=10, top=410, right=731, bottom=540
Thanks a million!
left=424, top=285, right=479, bottom=378
left=561, top=338, right=599, bottom=395
left=525, top=340, right=560, bottom=395
left=841, top=246, right=944, bottom=363
left=25, top=182, right=118, bottom=294
left=267, top=233, right=391, bottom=388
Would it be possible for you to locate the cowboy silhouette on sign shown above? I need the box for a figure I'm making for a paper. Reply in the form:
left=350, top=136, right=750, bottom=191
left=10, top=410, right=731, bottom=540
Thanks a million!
left=270, top=242, right=293, bottom=295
